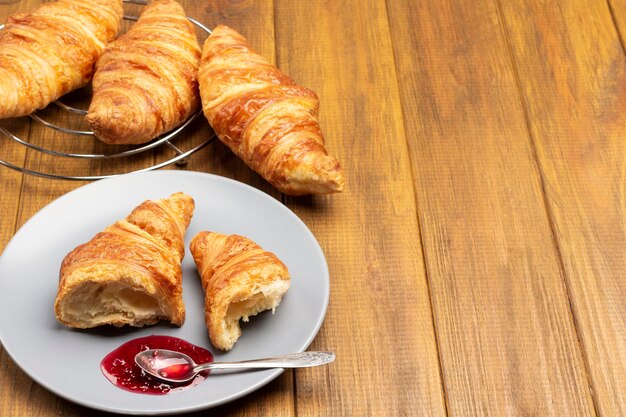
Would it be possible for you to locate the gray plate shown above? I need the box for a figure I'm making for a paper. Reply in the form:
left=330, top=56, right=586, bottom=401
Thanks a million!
left=0, top=171, right=330, bottom=415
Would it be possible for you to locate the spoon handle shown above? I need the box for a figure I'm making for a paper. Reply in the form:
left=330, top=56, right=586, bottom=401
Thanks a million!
left=196, top=351, right=335, bottom=372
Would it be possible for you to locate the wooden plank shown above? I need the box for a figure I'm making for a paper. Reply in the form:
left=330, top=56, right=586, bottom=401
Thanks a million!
left=274, top=1, right=446, bottom=416
left=386, top=0, right=597, bottom=415
left=499, top=0, right=626, bottom=415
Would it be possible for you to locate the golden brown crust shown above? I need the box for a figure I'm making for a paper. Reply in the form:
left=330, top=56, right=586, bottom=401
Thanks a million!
left=198, top=25, right=345, bottom=195
left=0, top=0, right=123, bottom=119
left=54, top=192, right=195, bottom=328
left=86, top=0, right=201, bottom=144
left=190, top=231, right=290, bottom=350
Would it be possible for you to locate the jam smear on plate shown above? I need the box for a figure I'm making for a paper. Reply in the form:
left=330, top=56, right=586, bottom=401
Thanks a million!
left=101, top=335, right=213, bottom=395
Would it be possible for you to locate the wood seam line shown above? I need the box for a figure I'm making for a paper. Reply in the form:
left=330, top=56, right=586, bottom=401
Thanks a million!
left=292, top=369, right=298, bottom=417
left=413, top=176, right=451, bottom=417
left=382, top=0, right=451, bottom=415
left=607, top=0, right=626, bottom=57
left=493, top=1, right=600, bottom=415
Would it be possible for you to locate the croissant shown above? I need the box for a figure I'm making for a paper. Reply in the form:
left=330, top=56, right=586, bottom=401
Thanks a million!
left=198, top=25, right=344, bottom=196
left=54, top=192, right=195, bottom=328
left=0, top=0, right=123, bottom=119
left=190, top=231, right=290, bottom=351
left=86, top=0, right=201, bottom=144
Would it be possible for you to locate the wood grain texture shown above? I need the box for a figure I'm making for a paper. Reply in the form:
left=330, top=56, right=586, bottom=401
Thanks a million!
left=499, top=0, right=626, bottom=415
left=386, top=0, right=596, bottom=415
left=3, top=0, right=626, bottom=416
left=0, top=117, right=28, bottom=248
left=274, top=1, right=446, bottom=416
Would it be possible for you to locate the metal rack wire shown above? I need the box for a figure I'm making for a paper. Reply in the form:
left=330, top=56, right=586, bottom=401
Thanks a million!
left=0, top=0, right=214, bottom=181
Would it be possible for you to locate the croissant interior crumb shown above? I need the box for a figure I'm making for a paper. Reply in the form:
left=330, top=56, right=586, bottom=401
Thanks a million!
left=222, top=280, right=290, bottom=348
left=59, top=282, right=163, bottom=328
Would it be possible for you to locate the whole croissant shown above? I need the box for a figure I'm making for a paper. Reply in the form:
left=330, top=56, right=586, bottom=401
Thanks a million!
left=86, top=0, right=201, bottom=144
left=190, top=231, right=290, bottom=351
left=0, top=0, right=123, bottom=119
left=54, top=192, right=195, bottom=328
left=198, top=25, right=344, bottom=195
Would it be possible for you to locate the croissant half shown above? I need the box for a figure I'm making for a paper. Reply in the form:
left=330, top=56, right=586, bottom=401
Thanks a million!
left=190, top=231, right=290, bottom=350
left=198, top=25, right=344, bottom=196
left=54, top=192, right=195, bottom=328
left=86, top=0, right=201, bottom=144
left=0, top=0, right=123, bottom=119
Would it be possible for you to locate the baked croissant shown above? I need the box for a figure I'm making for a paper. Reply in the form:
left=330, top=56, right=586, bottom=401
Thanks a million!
left=198, top=25, right=344, bottom=196
left=0, top=0, right=123, bottom=119
left=86, top=0, right=201, bottom=144
left=54, top=192, right=195, bottom=328
left=190, top=231, right=290, bottom=351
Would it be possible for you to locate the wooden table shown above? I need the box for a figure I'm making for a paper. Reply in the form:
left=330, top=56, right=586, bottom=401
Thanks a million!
left=1, top=0, right=625, bottom=415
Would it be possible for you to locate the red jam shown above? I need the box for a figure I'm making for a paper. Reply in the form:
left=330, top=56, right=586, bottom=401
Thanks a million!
left=101, top=335, right=213, bottom=395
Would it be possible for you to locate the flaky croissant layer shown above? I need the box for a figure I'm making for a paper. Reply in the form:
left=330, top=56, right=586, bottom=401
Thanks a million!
left=0, top=0, right=123, bottom=119
left=86, top=0, right=201, bottom=144
left=199, top=25, right=345, bottom=195
left=190, top=231, right=290, bottom=351
left=54, top=192, right=195, bottom=329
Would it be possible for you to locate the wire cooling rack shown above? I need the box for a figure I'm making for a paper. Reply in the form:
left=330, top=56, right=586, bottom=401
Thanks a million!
left=0, top=0, right=214, bottom=180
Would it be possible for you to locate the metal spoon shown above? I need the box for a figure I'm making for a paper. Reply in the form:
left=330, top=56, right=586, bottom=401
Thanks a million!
left=135, top=349, right=336, bottom=384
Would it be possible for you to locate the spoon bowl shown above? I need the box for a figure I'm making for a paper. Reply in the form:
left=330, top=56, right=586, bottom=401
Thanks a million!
left=135, top=349, right=336, bottom=384
left=135, top=349, right=198, bottom=383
